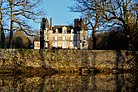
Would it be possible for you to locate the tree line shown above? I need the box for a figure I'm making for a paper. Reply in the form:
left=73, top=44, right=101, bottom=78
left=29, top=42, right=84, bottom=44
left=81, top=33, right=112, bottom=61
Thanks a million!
left=70, top=0, right=138, bottom=50
left=0, top=0, right=44, bottom=48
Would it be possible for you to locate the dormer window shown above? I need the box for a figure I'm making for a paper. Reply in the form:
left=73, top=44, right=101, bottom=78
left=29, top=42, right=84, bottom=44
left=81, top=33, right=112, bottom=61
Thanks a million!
left=56, top=29, right=58, bottom=33
left=71, top=29, right=74, bottom=33
left=62, top=26, right=67, bottom=34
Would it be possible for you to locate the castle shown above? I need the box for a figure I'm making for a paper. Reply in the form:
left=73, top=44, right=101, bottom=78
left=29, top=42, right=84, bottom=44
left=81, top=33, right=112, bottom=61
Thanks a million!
left=34, top=18, right=88, bottom=49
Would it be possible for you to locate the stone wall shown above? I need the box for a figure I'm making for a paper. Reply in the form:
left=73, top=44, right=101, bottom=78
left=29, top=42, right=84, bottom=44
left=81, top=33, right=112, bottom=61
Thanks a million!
left=0, top=49, right=135, bottom=71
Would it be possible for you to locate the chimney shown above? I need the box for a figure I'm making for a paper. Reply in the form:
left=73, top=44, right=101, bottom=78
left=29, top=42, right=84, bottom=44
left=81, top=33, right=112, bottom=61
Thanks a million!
left=74, top=18, right=79, bottom=27
left=50, top=17, right=52, bottom=30
left=45, top=18, right=49, bottom=29
left=80, top=18, right=84, bottom=26
left=41, top=18, right=46, bottom=30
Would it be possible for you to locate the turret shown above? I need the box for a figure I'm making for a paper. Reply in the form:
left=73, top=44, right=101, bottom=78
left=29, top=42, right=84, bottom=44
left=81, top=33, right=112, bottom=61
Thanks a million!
left=74, top=18, right=79, bottom=27
left=74, top=18, right=84, bottom=27
left=40, top=18, right=46, bottom=49
left=41, top=18, right=46, bottom=30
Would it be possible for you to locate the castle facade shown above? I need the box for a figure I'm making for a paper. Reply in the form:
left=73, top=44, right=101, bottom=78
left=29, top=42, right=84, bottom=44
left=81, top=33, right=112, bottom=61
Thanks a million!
left=34, top=18, right=88, bottom=49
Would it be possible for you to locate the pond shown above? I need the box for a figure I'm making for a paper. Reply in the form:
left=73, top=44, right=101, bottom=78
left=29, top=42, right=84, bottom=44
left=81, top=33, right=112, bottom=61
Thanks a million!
left=0, top=73, right=137, bottom=92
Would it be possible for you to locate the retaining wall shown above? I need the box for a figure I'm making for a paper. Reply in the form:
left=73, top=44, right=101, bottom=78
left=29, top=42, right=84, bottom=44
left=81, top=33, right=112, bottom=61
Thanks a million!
left=0, top=49, right=135, bottom=71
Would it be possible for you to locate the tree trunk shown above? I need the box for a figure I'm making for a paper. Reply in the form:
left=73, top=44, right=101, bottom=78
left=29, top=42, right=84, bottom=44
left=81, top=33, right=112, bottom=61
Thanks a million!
left=8, top=20, right=13, bottom=48
left=1, top=26, right=5, bottom=48
left=136, top=13, right=138, bottom=29
left=0, top=1, right=5, bottom=48
left=92, top=28, right=97, bottom=50
left=8, top=1, right=14, bottom=48
left=124, top=24, right=131, bottom=50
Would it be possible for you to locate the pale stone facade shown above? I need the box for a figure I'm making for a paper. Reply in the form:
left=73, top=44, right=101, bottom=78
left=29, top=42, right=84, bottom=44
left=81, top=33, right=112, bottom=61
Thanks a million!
left=34, top=18, right=88, bottom=49
left=34, top=41, right=40, bottom=49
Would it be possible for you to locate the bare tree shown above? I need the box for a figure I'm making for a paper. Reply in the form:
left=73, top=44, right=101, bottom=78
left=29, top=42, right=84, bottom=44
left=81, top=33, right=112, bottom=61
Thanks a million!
left=8, top=0, right=14, bottom=48
left=2, top=0, right=44, bottom=48
left=71, top=0, right=137, bottom=49
left=99, top=0, right=137, bottom=49
left=132, top=3, right=138, bottom=30
left=0, top=0, right=5, bottom=48
left=70, top=0, right=105, bottom=49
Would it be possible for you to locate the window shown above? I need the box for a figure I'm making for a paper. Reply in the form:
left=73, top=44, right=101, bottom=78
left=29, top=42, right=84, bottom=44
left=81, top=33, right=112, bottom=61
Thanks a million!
left=62, top=27, right=67, bottom=34
left=45, top=42, right=48, bottom=48
left=62, top=42, right=66, bottom=48
left=64, top=30, right=67, bottom=34
left=45, top=35, right=48, bottom=40
left=82, top=42, right=85, bottom=47
left=56, top=29, right=58, bottom=33
left=55, top=36, right=58, bottom=40
left=55, top=42, right=58, bottom=47
left=63, top=36, right=66, bottom=40
left=45, top=28, right=48, bottom=33
left=71, top=29, right=74, bottom=33
left=70, top=42, right=73, bottom=47
left=71, top=36, right=73, bottom=40
left=82, top=36, right=85, bottom=40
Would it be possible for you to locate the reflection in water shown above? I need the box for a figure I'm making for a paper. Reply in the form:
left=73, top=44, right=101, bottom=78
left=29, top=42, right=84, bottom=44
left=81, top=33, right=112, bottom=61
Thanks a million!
left=0, top=73, right=137, bottom=92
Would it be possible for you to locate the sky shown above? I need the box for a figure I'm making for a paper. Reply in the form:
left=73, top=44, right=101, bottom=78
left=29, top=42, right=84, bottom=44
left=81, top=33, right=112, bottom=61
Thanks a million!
left=25, top=0, right=92, bottom=37
left=40, top=0, right=81, bottom=26
left=36, top=0, right=93, bottom=36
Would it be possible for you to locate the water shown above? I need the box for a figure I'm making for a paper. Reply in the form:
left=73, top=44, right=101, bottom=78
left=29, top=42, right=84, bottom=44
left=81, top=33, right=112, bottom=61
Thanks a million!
left=0, top=73, right=137, bottom=92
